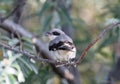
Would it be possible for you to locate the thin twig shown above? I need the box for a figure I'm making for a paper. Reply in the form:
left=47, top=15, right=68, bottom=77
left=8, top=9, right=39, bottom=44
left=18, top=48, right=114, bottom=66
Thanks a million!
left=0, top=41, right=77, bottom=66
left=76, top=22, right=120, bottom=64
left=0, top=41, right=56, bottom=64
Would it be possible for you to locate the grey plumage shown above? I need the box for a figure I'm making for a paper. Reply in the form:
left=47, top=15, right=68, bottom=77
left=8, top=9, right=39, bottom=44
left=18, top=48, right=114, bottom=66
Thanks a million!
left=45, top=28, right=76, bottom=61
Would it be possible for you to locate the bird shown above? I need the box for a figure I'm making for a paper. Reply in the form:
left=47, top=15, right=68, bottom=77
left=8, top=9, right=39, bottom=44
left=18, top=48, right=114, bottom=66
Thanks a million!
left=45, top=28, right=76, bottom=62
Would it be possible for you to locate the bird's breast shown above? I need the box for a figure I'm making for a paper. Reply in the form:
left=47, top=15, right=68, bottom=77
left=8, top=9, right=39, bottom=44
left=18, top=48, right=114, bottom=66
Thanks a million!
left=50, top=49, right=76, bottom=61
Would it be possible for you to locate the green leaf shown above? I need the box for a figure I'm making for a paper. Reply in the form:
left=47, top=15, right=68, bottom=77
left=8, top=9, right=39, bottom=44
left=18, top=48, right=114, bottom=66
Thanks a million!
left=37, top=1, right=52, bottom=18
left=10, top=54, right=22, bottom=63
left=18, top=70, right=25, bottom=82
left=8, top=38, right=19, bottom=46
left=5, top=67, right=17, bottom=75
left=0, top=0, right=13, bottom=4
left=29, top=62, right=38, bottom=74
left=0, top=35, right=10, bottom=41
left=18, top=57, right=33, bottom=71
left=0, top=9, right=6, bottom=14
left=57, top=6, right=72, bottom=26
left=21, top=37, right=32, bottom=43
left=7, top=74, right=17, bottom=84
left=41, top=14, right=53, bottom=32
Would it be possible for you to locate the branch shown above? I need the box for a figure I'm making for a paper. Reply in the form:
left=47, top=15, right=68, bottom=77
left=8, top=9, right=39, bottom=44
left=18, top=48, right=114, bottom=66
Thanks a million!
left=0, top=38, right=74, bottom=67
left=47, top=21, right=120, bottom=66
left=76, top=22, right=120, bottom=64
left=0, top=19, right=78, bottom=83
left=0, top=41, right=56, bottom=64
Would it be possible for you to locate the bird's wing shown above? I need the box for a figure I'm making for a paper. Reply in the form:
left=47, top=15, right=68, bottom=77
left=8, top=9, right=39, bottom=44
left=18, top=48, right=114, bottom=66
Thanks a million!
left=57, top=41, right=74, bottom=51
left=49, top=41, right=74, bottom=51
left=49, top=34, right=75, bottom=51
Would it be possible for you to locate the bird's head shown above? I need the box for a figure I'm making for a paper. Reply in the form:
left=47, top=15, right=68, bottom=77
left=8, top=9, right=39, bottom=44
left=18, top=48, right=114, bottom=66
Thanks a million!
left=45, top=29, right=65, bottom=41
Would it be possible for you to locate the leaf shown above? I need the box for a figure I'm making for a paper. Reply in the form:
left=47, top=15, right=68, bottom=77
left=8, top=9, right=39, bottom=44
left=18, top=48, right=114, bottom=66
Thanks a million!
left=0, top=0, right=13, bottom=4
left=5, top=74, right=13, bottom=84
left=0, top=9, right=6, bottom=14
left=22, top=42, right=34, bottom=54
left=5, top=67, right=17, bottom=75
left=21, top=37, right=32, bottom=43
left=105, top=18, right=119, bottom=26
left=41, top=14, right=53, bottom=32
left=2, top=47, right=8, bottom=58
left=10, top=54, right=22, bottom=63
left=18, top=57, right=33, bottom=71
left=7, top=75, right=17, bottom=84
left=0, top=35, right=10, bottom=41
left=57, top=6, right=72, bottom=26
left=37, top=1, right=52, bottom=18
left=29, top=62, right=38, bottom=74
left=8, top=38, right=19, bottom=46
left=18, top=70, right=25, bottom=82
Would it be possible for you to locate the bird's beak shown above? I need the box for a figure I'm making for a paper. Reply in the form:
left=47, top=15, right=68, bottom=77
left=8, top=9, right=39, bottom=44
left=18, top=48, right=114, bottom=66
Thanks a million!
left=45, top=32, right=51, bottom=36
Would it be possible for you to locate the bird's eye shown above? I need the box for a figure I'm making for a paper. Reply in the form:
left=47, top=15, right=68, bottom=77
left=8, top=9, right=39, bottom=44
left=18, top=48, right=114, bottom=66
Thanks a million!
left=52, top=31, right=60, bottom=35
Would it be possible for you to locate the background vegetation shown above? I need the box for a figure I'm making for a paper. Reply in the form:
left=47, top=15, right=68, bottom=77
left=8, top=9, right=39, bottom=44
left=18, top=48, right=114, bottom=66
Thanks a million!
left=0, top=0, right=120, bottom=84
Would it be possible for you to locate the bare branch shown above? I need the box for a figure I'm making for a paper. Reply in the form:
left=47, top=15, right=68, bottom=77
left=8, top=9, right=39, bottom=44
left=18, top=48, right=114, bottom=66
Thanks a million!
left=76, top=22, right=120, bottom=64
left=0, top=41, right=56, bottom=64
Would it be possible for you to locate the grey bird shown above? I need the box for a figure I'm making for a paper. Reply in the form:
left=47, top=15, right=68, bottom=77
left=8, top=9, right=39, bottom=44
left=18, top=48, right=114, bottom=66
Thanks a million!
left=45, top=28, right=76, bottom=62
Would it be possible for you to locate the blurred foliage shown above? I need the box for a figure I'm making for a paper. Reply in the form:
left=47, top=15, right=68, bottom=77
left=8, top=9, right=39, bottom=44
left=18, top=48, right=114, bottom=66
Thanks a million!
left=0, top=0, right=120, bottom=84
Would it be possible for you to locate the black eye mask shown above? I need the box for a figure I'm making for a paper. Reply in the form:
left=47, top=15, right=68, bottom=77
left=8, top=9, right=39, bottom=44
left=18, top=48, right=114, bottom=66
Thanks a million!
left=52, top=31, right=60, bottom=35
